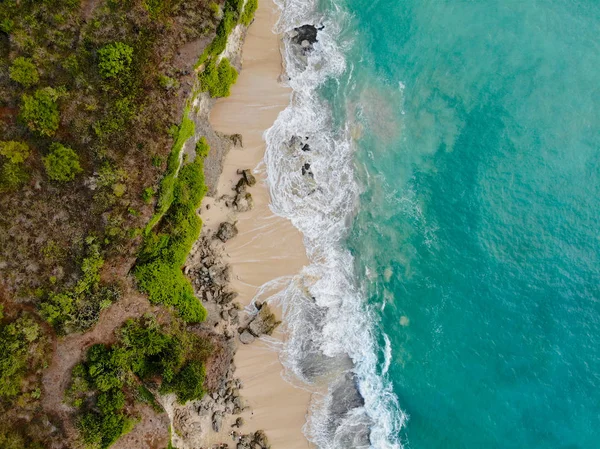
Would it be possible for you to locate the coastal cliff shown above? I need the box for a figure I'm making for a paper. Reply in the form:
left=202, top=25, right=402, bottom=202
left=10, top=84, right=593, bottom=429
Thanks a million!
left=0, top=1, right=287, bottom=448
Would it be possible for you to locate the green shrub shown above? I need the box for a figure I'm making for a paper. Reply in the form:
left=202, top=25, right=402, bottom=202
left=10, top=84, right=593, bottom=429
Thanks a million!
left=0, top=161, right=29, bottom=191
left=9, top=57, right=39, bottom=87
left=78, top=410, right=133, bottom=449
left=195, top=137, right=210, bottom=158
left=97, top=42, right=134, bottom=79
left=135, top=140, right=209, bottom=323
left=142, top=187, right=154, bottom=203
left=43, top=143, right=82, bottom=182
left=71, top=316, right=211, bottom=447
left=0, top=141, right=30, bottom=164
left=195, top=10, right=237, bottom=67
left=0, top=315, right=41, bottom=399
left=198, top=58, right=238, bottom=98
left=40, top=243, right=117, bottom=334
left=241, top=0, right=258, bottom=26
left=161, top=360, right=206, bottom=404
left=20, top=87, right=61, bottom=136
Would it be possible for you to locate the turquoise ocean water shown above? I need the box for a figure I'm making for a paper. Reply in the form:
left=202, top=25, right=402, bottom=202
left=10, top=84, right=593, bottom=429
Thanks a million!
left=334, top=0, right=600, bottom=447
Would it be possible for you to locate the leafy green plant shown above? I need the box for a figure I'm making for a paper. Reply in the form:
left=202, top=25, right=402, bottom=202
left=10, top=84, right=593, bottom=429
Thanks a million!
left=241, top=0, right=258, bottom=26
left=198, top=58, right=238, bottom=98
left=97, top=42, right=134, bottom=79
left=70, top=316, right=211, bottom=447
left=0, top=314, right=42, bottom=399
left=43, top=143, right=82, bottom=182
left=0, top=141, right=30, bottom=164
left=161, top=360, right=206, bottom=404
left=9, top=57, right=39, bottom=87
left=135, top=138, right=210, bottom=323
left=20, top=87, right=61, bottom=136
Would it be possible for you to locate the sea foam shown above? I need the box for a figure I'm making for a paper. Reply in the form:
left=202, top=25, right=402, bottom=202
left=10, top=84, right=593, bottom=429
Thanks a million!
left=259, top=0, right=407, bottom=447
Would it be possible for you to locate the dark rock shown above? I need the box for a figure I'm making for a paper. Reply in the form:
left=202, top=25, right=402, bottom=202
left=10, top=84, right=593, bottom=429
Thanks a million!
left=293, top=24, right=318, bottom=46
left=220, top=291, right=239, bottom=304
left=230, top=133, right=243, bottom=147
left=235, top=177, right=247, bottom=193
left=216, top=222, right=238, bottom=242
left=301, top=144, right=311, bottom=152
left=233, top=417, right=244, bottom=428
left=241, top=169, right=256, bottom=186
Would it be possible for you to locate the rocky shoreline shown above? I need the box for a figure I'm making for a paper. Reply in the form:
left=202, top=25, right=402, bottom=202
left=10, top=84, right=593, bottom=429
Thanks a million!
left=159, top=167, right=281, bottom=449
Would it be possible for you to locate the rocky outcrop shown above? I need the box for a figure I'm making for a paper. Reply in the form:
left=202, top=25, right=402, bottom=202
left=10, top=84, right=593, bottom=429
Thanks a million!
left=240, top=302, right=281, bottom=338
left=216, top=222, right=239, bottom=242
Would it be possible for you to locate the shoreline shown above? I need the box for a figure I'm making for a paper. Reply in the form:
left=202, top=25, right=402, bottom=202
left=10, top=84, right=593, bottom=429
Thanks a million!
left=201, top=1, right=314, bottom=448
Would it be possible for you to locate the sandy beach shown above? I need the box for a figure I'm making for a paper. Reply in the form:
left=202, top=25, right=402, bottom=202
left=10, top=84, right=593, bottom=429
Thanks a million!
left=200, top=1, right=314, bottom=448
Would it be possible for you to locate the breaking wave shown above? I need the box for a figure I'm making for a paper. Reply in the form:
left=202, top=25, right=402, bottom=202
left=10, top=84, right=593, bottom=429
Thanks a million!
left=260, top=0, right=407, bottom=447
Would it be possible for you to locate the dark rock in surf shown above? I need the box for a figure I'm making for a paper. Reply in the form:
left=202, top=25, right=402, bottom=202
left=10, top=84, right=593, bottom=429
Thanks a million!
left=293, top=24, right=318, bottom=46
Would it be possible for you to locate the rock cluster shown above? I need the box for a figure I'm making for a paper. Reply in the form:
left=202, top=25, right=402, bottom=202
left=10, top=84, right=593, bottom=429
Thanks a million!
left=210, top=430, right=271, bottom=449
left=188, top=237, right=236, bottom=300
left=196, top=375, right=246, bottom=421
left=238, top=302, right=281, bottom=344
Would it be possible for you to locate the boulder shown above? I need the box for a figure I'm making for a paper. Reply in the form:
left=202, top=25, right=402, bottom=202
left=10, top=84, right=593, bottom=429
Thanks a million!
left=212, top=412, right=223, bottom=432
left=241, top=169, right=256, bottom=186
left=216, top=222, right=238, bottom=242
left=239, top=330, right=255, bottom=344
left=293, top=24, right=318, bottom=46
left=233, top=417, right=244, bottom=428
left=234, top=192, right=254, bottom=212
left=220, top=291, right=239, bottom=304
left=247, top=304, right=281, bottom=337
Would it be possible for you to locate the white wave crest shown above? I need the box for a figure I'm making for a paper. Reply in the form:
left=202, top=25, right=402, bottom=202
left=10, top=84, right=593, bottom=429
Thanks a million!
left=262, top=1, right=407, bottom=448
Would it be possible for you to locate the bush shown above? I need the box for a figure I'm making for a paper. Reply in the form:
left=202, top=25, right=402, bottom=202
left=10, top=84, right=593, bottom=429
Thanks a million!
left=97, top=42, right=134, bottom=79
left=43, top=143, right=82, bottom=182
left=9, top=57, right=39, bottom=87
left=20, top=87, right=61, bottom=136
left=161, top=360, right=206, bottom=404
left=241, top=0, right=258, bottom=26
left=78, top=410, right=133, bottom=449
left=71, top=316, right=211, bottom=447
left=135, top=140, right=208, bottom=323
left=198, top=58, right=238, bottom=98
left=0, top=314, right=41, bottom=399
left=0, top=161, right=29, bottom=191
left=0, top=141, right=30, bottom=164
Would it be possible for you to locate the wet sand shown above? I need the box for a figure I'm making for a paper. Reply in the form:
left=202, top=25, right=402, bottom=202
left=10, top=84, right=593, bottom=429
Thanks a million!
left=201, top=1, right=314, bottom=448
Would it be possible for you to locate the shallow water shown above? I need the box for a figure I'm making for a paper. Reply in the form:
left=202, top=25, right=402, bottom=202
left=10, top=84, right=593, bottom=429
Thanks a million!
left=267, top=0, right=600, bottom=447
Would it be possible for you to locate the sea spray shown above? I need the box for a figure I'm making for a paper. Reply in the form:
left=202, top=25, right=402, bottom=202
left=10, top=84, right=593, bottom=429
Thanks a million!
left=259, top=0, right=405, bottom=447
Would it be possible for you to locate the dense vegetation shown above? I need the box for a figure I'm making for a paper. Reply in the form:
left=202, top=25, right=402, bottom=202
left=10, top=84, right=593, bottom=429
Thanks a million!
left=68, top=315, right=211, bottom=448
left=0, top=0, right=251, bottom=447
left=135, top=139, right=210, bottom=323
